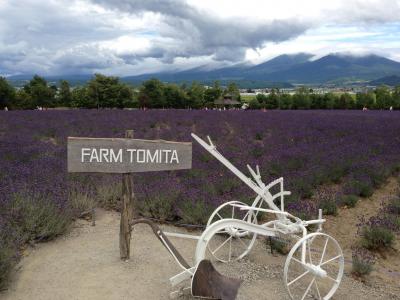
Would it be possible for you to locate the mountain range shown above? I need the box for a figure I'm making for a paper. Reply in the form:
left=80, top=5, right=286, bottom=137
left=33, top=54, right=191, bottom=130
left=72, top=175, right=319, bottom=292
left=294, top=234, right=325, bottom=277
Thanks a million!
left=7, top=53, right=400, bottom=87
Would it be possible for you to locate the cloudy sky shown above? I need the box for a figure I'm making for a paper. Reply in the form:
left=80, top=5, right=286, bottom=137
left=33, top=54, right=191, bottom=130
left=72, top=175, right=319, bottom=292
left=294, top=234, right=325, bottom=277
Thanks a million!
left=0, top=0, right=399, bottom=76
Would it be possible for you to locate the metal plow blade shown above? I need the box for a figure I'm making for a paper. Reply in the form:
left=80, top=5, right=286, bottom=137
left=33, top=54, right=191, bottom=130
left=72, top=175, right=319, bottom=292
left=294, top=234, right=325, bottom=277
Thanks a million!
left=192, top=260, right=242, bottom=300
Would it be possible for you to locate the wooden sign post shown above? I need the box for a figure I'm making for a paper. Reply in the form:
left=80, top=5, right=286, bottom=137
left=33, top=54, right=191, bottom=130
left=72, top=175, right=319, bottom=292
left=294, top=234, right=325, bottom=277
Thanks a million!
left=67, top=130, right=192, bottom=260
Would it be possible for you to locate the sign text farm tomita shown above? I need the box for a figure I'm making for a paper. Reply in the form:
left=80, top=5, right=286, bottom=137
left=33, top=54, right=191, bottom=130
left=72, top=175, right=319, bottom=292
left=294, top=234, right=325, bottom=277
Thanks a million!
left=67, top=137, right=192, bottom=173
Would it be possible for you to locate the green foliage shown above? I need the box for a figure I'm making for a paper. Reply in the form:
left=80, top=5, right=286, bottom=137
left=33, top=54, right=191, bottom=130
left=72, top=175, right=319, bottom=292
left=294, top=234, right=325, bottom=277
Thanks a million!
left=265, top=89, right=279, bottom=109
left=23, top=75, right=56, bottom=108
left=292, top=87, right=311, bottom=109
left=87, top=74, right=134, bottom=108
left=139, top=78, right=165, bottom=108
left=95, top=182, right=122, bottom=210
left=248, top=98, right=261, bottom=109
left=204, top=81, right=223, bottom=106
left=0, top=222, right=17, bottom=289
left=279, top=93, right=293, bottom=109
left=375, top=85, right=393, bottom=109
left=341, top=195, right=358, bottom=208
left=71, top=86, right=96, bottom=108
left=352, top=248, right=375, bottom=277
left=8, top=192, right=71, bottom=243
left=356, top=92, right=375, bottom=109
left=335, top=93, right=355, bottom=109
left=69, top=187, right=96, bottom=214
left=138, top=190, right=178, bottom=221
left=267, top=237, right=290, bottom=255
left=224, top=82, right=241, bottom=102
left=58, top=80, right=72, bottom=107
left=361, top=226, right=394, bottom=250
left=0, top=77, right=15, bottom=109
left=393, top=85, right=400, bottom=109
left=179, top=201, right=212, bottom=225
left=320, top=199, right=338, bottom=216
left=186, top=81, right=205, bottom=108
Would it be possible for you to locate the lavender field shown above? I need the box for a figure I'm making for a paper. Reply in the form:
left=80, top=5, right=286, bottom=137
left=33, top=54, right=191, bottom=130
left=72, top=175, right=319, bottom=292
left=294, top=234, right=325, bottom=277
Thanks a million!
left=1, top=110, right=400, bottom=286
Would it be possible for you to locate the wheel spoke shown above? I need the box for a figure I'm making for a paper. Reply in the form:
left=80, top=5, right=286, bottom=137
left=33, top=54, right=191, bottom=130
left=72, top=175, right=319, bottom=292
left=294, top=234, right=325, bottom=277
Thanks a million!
left=228, top=236, right=232, bottom=261
left=216, top=212, right=223, bottom=220
left=288, top=270, right=310, bottom=286
left=320, top=254, right=342, bottom=267
left=232, top=206, right=235, bottom=218
left=319, top=237, right=329, bottom=265
left=211, top=236, right=232, bottom=255
left=301, top=277, right=316, bottom=300
left=314, top=279, right=322, bottom=299
left=291, top=257, right=306, bottom=266
left=307, top=241, right=313, bottom=264
left=325, top=274, right=339, bottom=284
left=237, top=236, right=249, bottom=249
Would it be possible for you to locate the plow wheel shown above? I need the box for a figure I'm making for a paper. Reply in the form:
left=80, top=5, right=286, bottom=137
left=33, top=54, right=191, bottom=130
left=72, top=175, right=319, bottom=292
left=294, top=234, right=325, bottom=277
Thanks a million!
left=206, top=201, right=257, bottom=263
left=284, top=233, right=344, bottom=300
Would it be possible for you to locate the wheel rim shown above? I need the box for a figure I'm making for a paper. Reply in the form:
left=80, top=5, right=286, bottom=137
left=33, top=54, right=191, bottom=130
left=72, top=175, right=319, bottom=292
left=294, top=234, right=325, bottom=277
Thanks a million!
left=206, top=201, right=257, bottom=262
left=284, top=233, right=344, bottom=300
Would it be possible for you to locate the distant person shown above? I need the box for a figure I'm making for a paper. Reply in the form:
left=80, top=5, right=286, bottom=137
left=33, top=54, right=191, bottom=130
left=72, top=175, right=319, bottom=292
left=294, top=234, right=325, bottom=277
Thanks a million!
left=4, top=106, right=8, bottom=111
left=362, top=107, right=368, bottom=111
left=390, top=106, right=393, bottom=111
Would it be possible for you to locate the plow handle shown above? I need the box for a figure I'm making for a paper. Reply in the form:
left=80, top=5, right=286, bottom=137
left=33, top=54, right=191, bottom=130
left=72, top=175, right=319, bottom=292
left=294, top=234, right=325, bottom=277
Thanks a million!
left=130, top=218, right=191, bottom=270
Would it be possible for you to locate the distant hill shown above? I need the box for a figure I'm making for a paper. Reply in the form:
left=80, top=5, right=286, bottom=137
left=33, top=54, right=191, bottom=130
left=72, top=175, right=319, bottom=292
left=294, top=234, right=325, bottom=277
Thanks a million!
left=369, top=75, right=400, bottom=86
left=122, top=53, right=400, bottom=85
left=261, top=54, right=400, bottom=83
left=6, top=53, right=400, bottom=87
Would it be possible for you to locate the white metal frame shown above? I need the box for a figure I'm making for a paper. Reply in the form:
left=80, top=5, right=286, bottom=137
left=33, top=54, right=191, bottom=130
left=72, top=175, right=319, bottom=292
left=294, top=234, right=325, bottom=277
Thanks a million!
left=158, top=134, right=344, bottom=300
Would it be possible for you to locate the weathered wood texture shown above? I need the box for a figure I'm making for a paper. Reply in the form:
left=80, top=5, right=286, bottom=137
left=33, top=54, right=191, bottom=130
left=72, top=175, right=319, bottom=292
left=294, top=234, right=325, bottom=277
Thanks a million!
left=120, top=130, right=135, bottom=260
left=67, top=137, right=192, bottom=173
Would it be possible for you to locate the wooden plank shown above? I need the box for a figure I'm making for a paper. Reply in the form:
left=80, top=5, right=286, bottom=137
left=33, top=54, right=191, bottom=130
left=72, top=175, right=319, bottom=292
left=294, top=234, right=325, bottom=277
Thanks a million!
left=67, top=137, right=192, bottom=173
left=120, top=130, right=135, bottom=260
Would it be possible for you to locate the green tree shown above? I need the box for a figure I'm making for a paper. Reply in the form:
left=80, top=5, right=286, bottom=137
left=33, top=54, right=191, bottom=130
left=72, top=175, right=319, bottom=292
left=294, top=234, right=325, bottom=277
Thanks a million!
left=11, top=89, right=34, bottom=109
left=393, top=85, right=400, bottom=109
left=86, top=74, right=133, bottom=108
left=23, top=75, right=55, bottom=108
left=255, top=93, right=267, bottom=108
left=355, top=92, right=375, bottom=109
left=279, top=93, right=292, bottom=109
left=187, top=81, right=205, bottom=108
left=323, top=93, right=337, bottom=109
left=224, top=82, right=241, bottom=102
left=265, top=89, right=279, bottom=109
left=71, top=86, right=96, bottom=108
left=0, top=77, right=15, bottom=109
left=248, top=98, right=261, bottom=109
left=204, top=81, right=222, bottom=106
left=335, top=93, right=355, bottom=109
left=58, top=80, right=72, bottom=107
left=310, top=94, right=324, bottom=109
left=292, top=87, right=311, bottom=109
left=375, top=85, right=392, bottom=109
left=163, top=84, right=187, bottom=108
left=139, top=78, right=165, bottom=108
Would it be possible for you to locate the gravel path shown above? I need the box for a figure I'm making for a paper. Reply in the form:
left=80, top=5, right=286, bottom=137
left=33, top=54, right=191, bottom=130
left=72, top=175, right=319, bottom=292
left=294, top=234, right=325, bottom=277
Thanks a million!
left=1, top=208, right=399, bottom=300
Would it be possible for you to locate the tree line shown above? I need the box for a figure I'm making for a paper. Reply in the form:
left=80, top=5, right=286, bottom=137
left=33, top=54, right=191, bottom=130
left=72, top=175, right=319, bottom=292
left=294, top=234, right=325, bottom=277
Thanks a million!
left=0, top=74, right=239, bottom=109
left=249, top=86, right=400, bottom=110
left=1, top=74, right=400, bottom=110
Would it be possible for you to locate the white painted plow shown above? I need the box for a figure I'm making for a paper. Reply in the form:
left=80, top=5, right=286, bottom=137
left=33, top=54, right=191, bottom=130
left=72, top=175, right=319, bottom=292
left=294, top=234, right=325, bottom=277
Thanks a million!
left=131, top=133, right=344, bottom=300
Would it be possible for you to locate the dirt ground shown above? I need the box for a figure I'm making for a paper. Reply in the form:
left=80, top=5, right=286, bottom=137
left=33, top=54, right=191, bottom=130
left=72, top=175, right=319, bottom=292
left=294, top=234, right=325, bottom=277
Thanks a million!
left=1, top=179, right=400, bottom=300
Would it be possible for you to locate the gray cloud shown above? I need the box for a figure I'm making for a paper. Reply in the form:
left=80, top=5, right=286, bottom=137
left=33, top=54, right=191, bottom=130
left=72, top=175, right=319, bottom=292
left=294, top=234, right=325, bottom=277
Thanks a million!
left=0, top=0, right=400, bottom=76
left=91, top=0, right=310, bottom=62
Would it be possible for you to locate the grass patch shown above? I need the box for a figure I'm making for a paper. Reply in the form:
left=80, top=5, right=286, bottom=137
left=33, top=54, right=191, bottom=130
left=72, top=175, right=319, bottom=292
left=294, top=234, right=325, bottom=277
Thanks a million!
left=352, top=247, right=375, bottom=277
left=361, top=226, right=394, bottom=251
left=341, top=195, right=358, bottom=208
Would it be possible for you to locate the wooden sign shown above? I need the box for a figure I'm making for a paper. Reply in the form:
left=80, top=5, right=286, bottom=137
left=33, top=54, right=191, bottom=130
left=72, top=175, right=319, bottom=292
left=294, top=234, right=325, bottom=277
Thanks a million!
left=67, top=137, right=192, bottom=173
